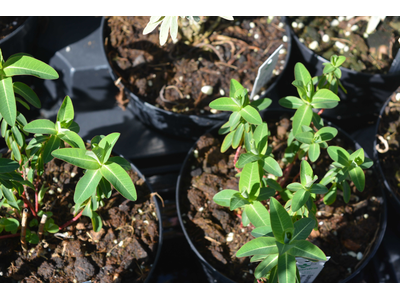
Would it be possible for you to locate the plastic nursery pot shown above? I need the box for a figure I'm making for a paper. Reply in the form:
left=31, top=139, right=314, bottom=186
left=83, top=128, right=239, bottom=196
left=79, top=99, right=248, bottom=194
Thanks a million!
left=101, top=17, right=292, bottom=140
left=176, top=109, right=387, bottom=283
left=0, top=16, right=38, bottom=59
left=0, top=148, right=163, bottom=283
left=373, top=87, right=400, bottom=213
left=286, top=19, right=400, bottom=132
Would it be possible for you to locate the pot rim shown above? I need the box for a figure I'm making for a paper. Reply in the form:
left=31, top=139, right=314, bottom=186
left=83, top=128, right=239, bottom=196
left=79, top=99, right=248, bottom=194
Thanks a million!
left=176, top=108, right=387, bottom=283
left=0, top=16, right=36, bottom=46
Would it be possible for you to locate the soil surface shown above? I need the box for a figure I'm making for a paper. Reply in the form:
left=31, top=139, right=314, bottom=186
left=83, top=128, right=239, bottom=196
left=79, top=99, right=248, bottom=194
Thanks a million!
left=289, top=16, right=400, bottom=73
left=179, top=113, right=383, bottom=283
left=376, top=87, right=400, bottom=200
left=104, top=16, right=288, bottom=114
left=0, top=17, right=28, bottom=40
left=0, top=152, right=159, bottom=283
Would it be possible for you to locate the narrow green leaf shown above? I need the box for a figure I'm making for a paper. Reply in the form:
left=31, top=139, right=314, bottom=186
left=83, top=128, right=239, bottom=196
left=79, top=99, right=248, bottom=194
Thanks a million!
left=3, top=55, right=59, bottom=79
left=309, top=183, right=328, bottom=194
left=341, top=181, right=351, bottom=203
left=250, top=97, right=272, bottom=111
left=291, top=189, right=311, bottom=212
left=100, top=162, right=136, bottom=201
left=236, top=153, right=260, bottom=169
left=52, top=148, right=101, bottom=169
left=239, top=105, right=262, bottom=125
left=295, top=131, right=314, bottom=144
left=1, top=185, right=19, bottom=210
left=213, top=189, right=237, bottom=207
left=91, top=211, right=103, bottom=232
left=13, top=82, right=41, bottom=108
left=11, top=126, right=24, bottom=147
left=58, top=130, right=85, bottom=149
left=24, top=119, right=57, bottom=135
left=324, top=185, right=337, bottom=205
left=0, top=76, right=16, bottom=126
left=254, top=123, right=269, bottom=155
left=286, top=182, right=304, bottom=192
left=232, top=123, right=244, bottom=149
left=287, top=240, right=327, bottom=261
left=236, top=236, right=278, bottom=257
left=98, top=132, right=120, bottom=163
left=294, top=62, right=312, bottom=86
left=209, top=97, right=241, bottom=111
left=270, top=198, right=294, bottom=244
left=292, top=104, right=313, bottom=136
left=315, top=126, right=338, bottom=142
left=311, top=89, right=340, bottom=109
left=308, top=143, right=320, bottom=162
left=349, top=166, right=365, bottom=192
left=245, top=201, right=270, bottom=228
left=228, top=111, right=241, bottom=130
left=277, top=252, right=297, bottom=283
left=229, top=79, right=244, bottom=98
left=266, top=178, right=282, bottom=192
left=0, top=158, right=19, bottom=173
left=327, top=146, right=349, bottom=166
left=221, top=131, right=234, bottom=153
left=255, top=254, right=279, bottom=279
left=292, top=218, right=315, bottom=241
left=230, top=193, right=250, bottom=210
left=251, top=225, right=273, bottom=238
left=257, top=187, right=275, bottom=201
left=11, top=140, right=21, bottom=161
left=42, top=135, right=61, bottom=164
left=300, top=160, right=313, bottom=186
left=239, top=161, right=260, bottom=197
left=278, top=96, right=304, bottom=109
left=262, top=157, right=282, bottom=177
left=57, top=95, right=74, bottom=122
left=74, top=169, right=102, bottom=205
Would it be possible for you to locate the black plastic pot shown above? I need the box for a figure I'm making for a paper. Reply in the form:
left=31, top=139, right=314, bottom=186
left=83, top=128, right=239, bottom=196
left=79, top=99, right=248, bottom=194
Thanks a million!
left=373, top=87, right=400, bottom=214
left=101, top=17, right=293, bottom=141
left=0, top=16, right=38, bottom=59
left=176, top=109, right=387, bottom=283
left=288, top=24, right=400, bottom=132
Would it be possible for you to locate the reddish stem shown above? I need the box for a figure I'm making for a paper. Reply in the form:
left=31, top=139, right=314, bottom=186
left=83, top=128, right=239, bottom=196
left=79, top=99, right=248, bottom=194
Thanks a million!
left=0, top=233, right=20, bottom=239
left=21, top=192, right=37, bottom=218
left=278, top=155, right=298, bottom=187
left=318, top=109, right=324, bottom=115
left=58, top=209, right=84, bottom=231
left=234, top=145, right=242, bottom=173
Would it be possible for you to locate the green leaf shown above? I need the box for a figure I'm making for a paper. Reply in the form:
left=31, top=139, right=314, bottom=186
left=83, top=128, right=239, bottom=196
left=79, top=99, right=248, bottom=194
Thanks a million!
left=0, top=158, right=19, bottom=173
left=11, top=140, right=21, bottom=161
left=349, top=166, right=365, bottom=192
left=91, top=211, right=103, bottom=232
left=245, top=201, right=270, bottom=228
left=324, top=185, right=337, bottom=205
left=42, top=135, right=61, bottom=164
left=57, top=96, right=74, bottom=122
left=229, top=79, right=244, bottom=98
left=4, top=218, right=20, bottom=234
left=327, top=146, right=349, bottom=166
left=266, top=178, right=282, bottom=192
left=24, top=119, right=57, bottom=135
left=309, top=183, right=328, bottom=194
left=99, top=132, right=120, bottom=163
left=213, top=189, right=237, bottom=207
left=221, top=131, right=234, bottom=153
left=315, top=126, right=338, bottom=142
left=74, top=169, right=103, bottom=205
left=262, top=156, right=282, bottom=177
left=255, top=254, right=279, bottom=279
left=292, top=218, right=315, bottom=241
left=349, top=148, right=365, bottom=166
left=52, top=148, right=101, bottom=170
left=277, top=252, right=297, bottom=283
left=250, top=97, right=272, bottom=111
left=228, top=111, right=241, bottom=130
left=287, top=240, right=327, bottom=261
left=300, top=160, right=313, bottom=186
left=308, top=143, right=320, bottom=162
left=0, top=76, right=16, bottom=126
left=294, top=62, right=312, bottom=87
left=230, top=193, right=250, bottom=210
left=254, top=123, right=269, bottom=155
left=360, top=157, right=373, bottom=169
left=278, top=96, right=304, bottom=109
left=291, top=189, right=311, bottom=212
left=236, top=153, right=259, bottom=169
left=269, top=198, right=294, bottom=244
left=286, top=182, right=304, bottom=192
left=239, top=105, right=262, bottom=125
left=58, top=130, right=85, bottom=149
left=1, top=185, right=19, bottom=210
left=3, top=54, right=59, bottom=79
left=251, top=225, right=273, bottom=238
left=257, top=187, right=275, bottom=201
left=13, top=81, right=41, bottom=108
left=232, top=123, right=244, bottom=149
left=295, top=131, right=314, bottom=145
left=292, top=104, right=313, bottom=136
left=100, top=162, right=137, bottom=201
left=239, top=161, right=260, bottom=197
left=311, top=89, right=340, bottom=109
left=236, top=236, right=278, bottom=257
left=341, top=181, right=351, bottom=203
left=209, top=97, right=241, bottom=112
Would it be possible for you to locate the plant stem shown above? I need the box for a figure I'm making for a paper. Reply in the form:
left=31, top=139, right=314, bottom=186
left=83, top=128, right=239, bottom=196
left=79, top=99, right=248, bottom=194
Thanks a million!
left=21, top=192, right=37, bottom=218
left=278, top=155, right=298, bottom=187
left=318, top=109, right=324, bottom=115
left=21, top=208, right=29, bottom=251
left=38, top=214, right=48, bottom=240
left=58, top=209, right=84, bottom=231
left=0, top=233, right=20, bottom=239
left=234, top=145, right=242, bottom=173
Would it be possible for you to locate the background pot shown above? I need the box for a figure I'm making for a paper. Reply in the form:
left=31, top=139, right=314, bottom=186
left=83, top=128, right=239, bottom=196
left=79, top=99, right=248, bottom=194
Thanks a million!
left=176, top=110, right=387, bottom=283
left=101, top=17, right=292, bottom=140
left=288, top=21, right=400, bottom=132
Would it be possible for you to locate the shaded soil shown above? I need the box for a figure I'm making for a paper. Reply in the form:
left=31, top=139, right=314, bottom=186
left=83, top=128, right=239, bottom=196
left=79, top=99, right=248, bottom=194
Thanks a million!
left=289, top=16, right=400, bottom=73
left=0, top=17, right=28, bottom=40
left=376, top=87, right=400, bottom=201
left=0, top=153, right=160, bottom=283
left=178, top=113, right=383, bottom=283
left=104, top=16, right=289, bottom=114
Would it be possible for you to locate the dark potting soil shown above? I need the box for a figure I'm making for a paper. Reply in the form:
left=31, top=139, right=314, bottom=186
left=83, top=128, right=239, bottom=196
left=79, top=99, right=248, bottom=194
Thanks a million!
left=104, top=16, right=288, bottom=114
left=0, top=17, right=28, bottom=40
left=0, top=153, right=159, bottom=283
left=289, top=16, right=400, bottom=73
left=376, top=87, right=400, bottom=200
left=179, top=114, right=383, bottom=283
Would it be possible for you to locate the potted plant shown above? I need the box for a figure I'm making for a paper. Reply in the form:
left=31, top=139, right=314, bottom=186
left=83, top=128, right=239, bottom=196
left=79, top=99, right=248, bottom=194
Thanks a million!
left=176, top=55, right=386, bottom=282
left=287, top=16, right=400, bottom=130
left=374, top=86, right=400, bottom=212
left=0, top=49, right=162, bottom=282
left=101, top=16, right=291, bottom=139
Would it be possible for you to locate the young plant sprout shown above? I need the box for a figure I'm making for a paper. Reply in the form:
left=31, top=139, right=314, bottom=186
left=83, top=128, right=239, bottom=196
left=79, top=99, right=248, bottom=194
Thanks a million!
left=210, top=55, right=373, bottom=282
left=0, top=49, right=136, bottom=248
left=143, top=16, right=234, bottom=46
